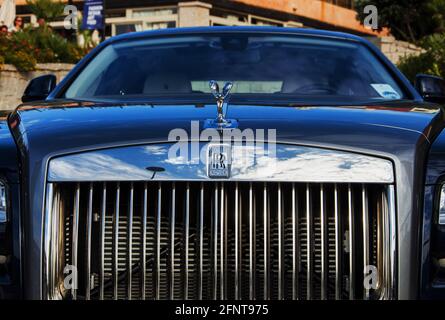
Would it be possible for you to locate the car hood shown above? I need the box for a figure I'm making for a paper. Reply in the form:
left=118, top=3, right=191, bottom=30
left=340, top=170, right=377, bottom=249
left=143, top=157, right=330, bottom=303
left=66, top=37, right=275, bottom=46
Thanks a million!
left=10, top=99, right=444, bottom=300
left=9, top=100, right=444, bottom=159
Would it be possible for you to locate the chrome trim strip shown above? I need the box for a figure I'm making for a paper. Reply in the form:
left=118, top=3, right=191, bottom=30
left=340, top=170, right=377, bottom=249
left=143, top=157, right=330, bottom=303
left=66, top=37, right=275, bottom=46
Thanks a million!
left=382, top=185, right=397, bottom=300
left=362, top=184, right=370, bottom=300
left=48, top=143, right=394, bottom=184
left=292, top=183, right=298, bottom=300
left=223, top=185, right=228, bottom=298
left=263, top=182, right=269, bottom=300
left=113, top=183, right=120, bottom=300
left=72, top=183, right=80, bottom=300
left=184, top=182, right=190, bottom=299
left=198, top=182, right=204, bottom=300
left=220, top=183, right=224, bottom=299
left=100, top=183, right=106, bottom=300
left=306, top=183, right=312, bottom=300
left=320, top=184, right=327, bottom=300
left=43, top=184, right=55, bottom=299
left=249, top=182, right=254, bottom=300
left=277, top=183, right=283, bottom=300
left=141, top=182, right=148, bottom=300
left=155, top=183, right=162, bottom=300
left=85, top=183, right=93, bottom=300
left=169, top=183, right=175, bottom=300
left=334, top=184, right=341, bottom=300
left=212, top=183, right=218, bottom=300
left=234, top=182, right=240, bottom=300
left=127, top=183, right=134, bottom=300
left=348, top=184, right=355, bottom=299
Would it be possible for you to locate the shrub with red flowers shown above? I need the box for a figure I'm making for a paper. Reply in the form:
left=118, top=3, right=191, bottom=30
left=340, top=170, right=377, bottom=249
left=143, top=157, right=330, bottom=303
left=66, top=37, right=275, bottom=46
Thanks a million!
left=0, top=25, right=89, bottom=72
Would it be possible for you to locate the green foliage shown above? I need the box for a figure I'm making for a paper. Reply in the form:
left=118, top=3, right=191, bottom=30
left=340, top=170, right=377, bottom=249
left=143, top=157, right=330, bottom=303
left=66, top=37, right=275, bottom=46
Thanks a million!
left=398, top=33, right=445, bottom=82
left=354, top=1, right=445, bottom=80
left=25, top=0, right=65, bottom=22
left=0, top=1, right=95, bottom=72
left=354, top=0, right=444, bottom=42
left=0, top=31, right=38, bottom=71
left=0, top=26, right=88, bottom=72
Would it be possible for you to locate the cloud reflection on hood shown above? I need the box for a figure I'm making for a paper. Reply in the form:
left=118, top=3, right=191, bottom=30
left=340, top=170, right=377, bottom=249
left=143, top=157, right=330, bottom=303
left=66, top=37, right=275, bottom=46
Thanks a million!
left=48, top=143, right=393, bottom=183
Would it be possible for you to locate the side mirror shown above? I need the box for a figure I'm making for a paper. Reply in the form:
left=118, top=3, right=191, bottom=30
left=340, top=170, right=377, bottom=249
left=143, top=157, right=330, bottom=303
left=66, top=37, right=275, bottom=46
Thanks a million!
left=415, top=74, right=445, bottom=104
left=21, top=74, right=57, bottom=103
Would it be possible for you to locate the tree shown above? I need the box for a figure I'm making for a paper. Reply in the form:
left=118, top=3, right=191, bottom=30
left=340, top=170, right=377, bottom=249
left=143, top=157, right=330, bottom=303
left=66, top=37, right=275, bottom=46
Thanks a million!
left=354, top=0, right=445, bottom=43
left=26, top=0, right=65, bottom=23
left=398, top=33, right=445, bottom=81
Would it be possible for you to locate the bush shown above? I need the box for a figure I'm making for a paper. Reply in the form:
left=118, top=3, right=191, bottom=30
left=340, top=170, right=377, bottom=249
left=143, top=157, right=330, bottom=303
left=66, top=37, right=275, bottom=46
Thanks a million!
left=0, top=25, right=89, bottom=72
left=398, top=33, right=445, bottom=82
left=0, top=32, right=38, bottom=71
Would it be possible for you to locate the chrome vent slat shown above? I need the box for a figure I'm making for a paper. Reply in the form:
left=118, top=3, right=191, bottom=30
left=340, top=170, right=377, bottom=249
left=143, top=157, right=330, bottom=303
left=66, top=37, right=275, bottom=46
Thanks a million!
left=320, top=184, right=327, bottom=300
left=155, top=183, right=162, bottom=300
left=306, top=183, right=312, bottom=300
left=141, top=182, right=148, bottom=300
left=99, top=183, right=107, bottom=300
left=362, top=184, right=370, bottom=300
left=45, top=181, right=394, bottom=300
left=198, top=182, right=204, bottom=300
left=248, top=182, right=255, bottom=300
left=234, top=182, right=240, bottom=300
left=348, top=184, right=355, bottom=299
left=291, top=183, right=298, bottom=300
left=334, top=184, right=342, bottom=300
left=277, top=183, right=283, bottom=300
left=212, top=183, right=218, bottom=300
left=113, top=182, right=120, bottom=300
left=184, top=182, right=190, bottom=300
left=219, top=183, right=225, bottom=300
left=85, top=183, right=93, bottom=300
left=168, top=182, right=175, bottom=300
left=127, top=182, right=134, bottom=300
left=263, top=182, right=269, bottom=300
left=71, top=183, right=80, bottom=300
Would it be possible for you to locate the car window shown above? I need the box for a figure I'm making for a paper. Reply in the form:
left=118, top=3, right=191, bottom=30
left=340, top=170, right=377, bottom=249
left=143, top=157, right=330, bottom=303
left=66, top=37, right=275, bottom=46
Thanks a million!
left=64, top=33, right=407, bottom=102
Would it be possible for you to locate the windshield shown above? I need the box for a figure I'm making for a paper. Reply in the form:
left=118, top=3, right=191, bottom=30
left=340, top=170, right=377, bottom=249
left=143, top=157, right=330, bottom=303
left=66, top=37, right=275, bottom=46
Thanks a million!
left=64, top=33, right=408, bottom=102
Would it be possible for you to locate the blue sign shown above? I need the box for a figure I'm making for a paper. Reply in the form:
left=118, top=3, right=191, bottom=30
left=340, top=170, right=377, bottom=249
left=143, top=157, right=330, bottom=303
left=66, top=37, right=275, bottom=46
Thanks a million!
left=82, top=0, right=104, bottom=30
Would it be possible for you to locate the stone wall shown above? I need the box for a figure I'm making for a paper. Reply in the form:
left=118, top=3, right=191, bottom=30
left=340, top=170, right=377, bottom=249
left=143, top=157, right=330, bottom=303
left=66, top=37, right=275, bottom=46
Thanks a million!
left=368, top=36, right=423, bottom=65
left=0, top=63, right=74, bottom=111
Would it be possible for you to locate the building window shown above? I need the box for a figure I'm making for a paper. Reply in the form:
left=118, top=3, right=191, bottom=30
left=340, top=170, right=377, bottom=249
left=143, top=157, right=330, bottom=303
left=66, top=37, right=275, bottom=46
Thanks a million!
left=108, top=6, right=177, bottom=36
left=251, top=17, right=283, bottom=27
left=210, top=8, right=248, bottom=26
left=132, top=8, right=177, bottom=18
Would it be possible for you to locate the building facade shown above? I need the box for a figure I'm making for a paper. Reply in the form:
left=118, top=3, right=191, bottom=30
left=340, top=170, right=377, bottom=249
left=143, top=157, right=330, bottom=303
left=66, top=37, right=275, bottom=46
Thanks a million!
left=1, top=0, right=423, bottom=64
left=9, top=0, right=383, bottom=37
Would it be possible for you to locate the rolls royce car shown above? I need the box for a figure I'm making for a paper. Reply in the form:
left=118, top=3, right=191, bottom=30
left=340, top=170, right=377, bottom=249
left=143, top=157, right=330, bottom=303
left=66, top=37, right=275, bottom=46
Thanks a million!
left=1, top=26, right=445, bottom=300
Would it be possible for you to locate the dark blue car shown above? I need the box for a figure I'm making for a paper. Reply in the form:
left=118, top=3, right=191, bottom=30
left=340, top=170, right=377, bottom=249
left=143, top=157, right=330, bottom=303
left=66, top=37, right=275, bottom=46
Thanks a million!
left=1, top=26, right=445, bottom=300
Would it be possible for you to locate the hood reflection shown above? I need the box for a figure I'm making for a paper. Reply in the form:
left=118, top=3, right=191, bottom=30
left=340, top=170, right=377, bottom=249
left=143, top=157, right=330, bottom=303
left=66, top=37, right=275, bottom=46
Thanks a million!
left=48, top=143, right=393, bottom=183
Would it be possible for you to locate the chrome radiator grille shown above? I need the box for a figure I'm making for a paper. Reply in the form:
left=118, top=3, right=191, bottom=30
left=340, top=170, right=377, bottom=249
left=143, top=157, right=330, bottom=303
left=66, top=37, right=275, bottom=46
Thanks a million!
left=44, top=181, right=395, bottom=300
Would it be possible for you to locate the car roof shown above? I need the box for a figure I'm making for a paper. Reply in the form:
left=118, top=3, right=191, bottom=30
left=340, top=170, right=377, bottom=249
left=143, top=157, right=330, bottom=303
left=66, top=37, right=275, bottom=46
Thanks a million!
left=106, top=26, right=367, bottom=45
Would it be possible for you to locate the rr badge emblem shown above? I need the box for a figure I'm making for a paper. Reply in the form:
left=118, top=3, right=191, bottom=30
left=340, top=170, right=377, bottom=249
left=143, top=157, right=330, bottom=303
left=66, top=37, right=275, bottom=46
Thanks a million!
left=207, top=144, right=231, bottom=179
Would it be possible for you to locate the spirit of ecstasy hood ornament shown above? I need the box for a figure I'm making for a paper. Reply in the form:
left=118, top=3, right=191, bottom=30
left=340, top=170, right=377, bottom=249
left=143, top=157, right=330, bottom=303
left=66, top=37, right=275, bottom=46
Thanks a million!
left=204, top=80, right=238, bottom=129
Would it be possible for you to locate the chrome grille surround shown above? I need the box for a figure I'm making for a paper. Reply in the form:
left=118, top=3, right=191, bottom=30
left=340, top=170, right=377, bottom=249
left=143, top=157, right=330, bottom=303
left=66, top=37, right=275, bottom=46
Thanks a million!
left=43, top=143, right=397, bottom=300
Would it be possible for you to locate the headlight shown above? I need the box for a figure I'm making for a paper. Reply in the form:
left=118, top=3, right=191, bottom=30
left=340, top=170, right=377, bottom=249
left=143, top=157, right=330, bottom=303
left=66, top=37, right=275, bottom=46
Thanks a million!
left=0, top=181, right=6, bottom=223
left=439, top=184, right=445, bottom=225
